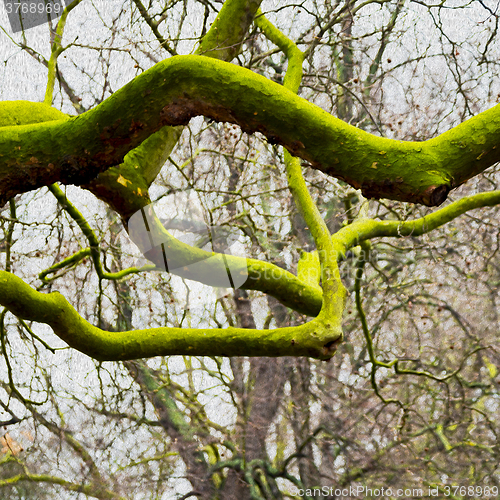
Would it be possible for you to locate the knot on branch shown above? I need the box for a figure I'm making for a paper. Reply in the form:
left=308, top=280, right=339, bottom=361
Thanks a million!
left=422, top=184, right=450, bottom=207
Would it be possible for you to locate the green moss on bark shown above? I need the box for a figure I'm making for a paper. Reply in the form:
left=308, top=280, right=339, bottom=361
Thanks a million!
left=0, top=270, right=338, bottom=360
left=2, top=57, right=499, bottom=206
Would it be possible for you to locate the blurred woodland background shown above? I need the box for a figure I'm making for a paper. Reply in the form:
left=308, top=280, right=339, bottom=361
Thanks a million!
left=1, top=0, right=500, bottom=498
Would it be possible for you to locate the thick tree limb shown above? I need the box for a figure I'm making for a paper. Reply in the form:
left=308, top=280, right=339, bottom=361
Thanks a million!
left=197, top=0, right=263, bottom=60
left=85, top=0, right=264, bottom=220
left=1, top=56, right=500, bottom=206
left=0, top=270, right=341, bottom=360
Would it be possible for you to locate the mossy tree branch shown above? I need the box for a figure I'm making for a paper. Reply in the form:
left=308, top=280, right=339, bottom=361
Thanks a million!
left=333, top=190, right=500, bottom=254
left=1, top=3, right=500, bottom=363
left=1, top=114, right=500, bottom=362
left=197, top=0, right=263, bottom=60
left=1, top=56, right=500, bottom=207
left=256, top=9, right=346, bottom=352
left=0, top=472, right=125, bottom=500
left=43, top=0, right=84, bottom=106
left=0, top=271, right=339, bottom=360
left=85, top=0, right=264, bottom=219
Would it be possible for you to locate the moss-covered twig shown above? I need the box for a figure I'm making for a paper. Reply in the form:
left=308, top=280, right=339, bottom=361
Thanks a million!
left=334, top=190, right=500, bottom=254
left=44, top=0, right=84, bottom=105
left=46, top=184, right=155, bottom=281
